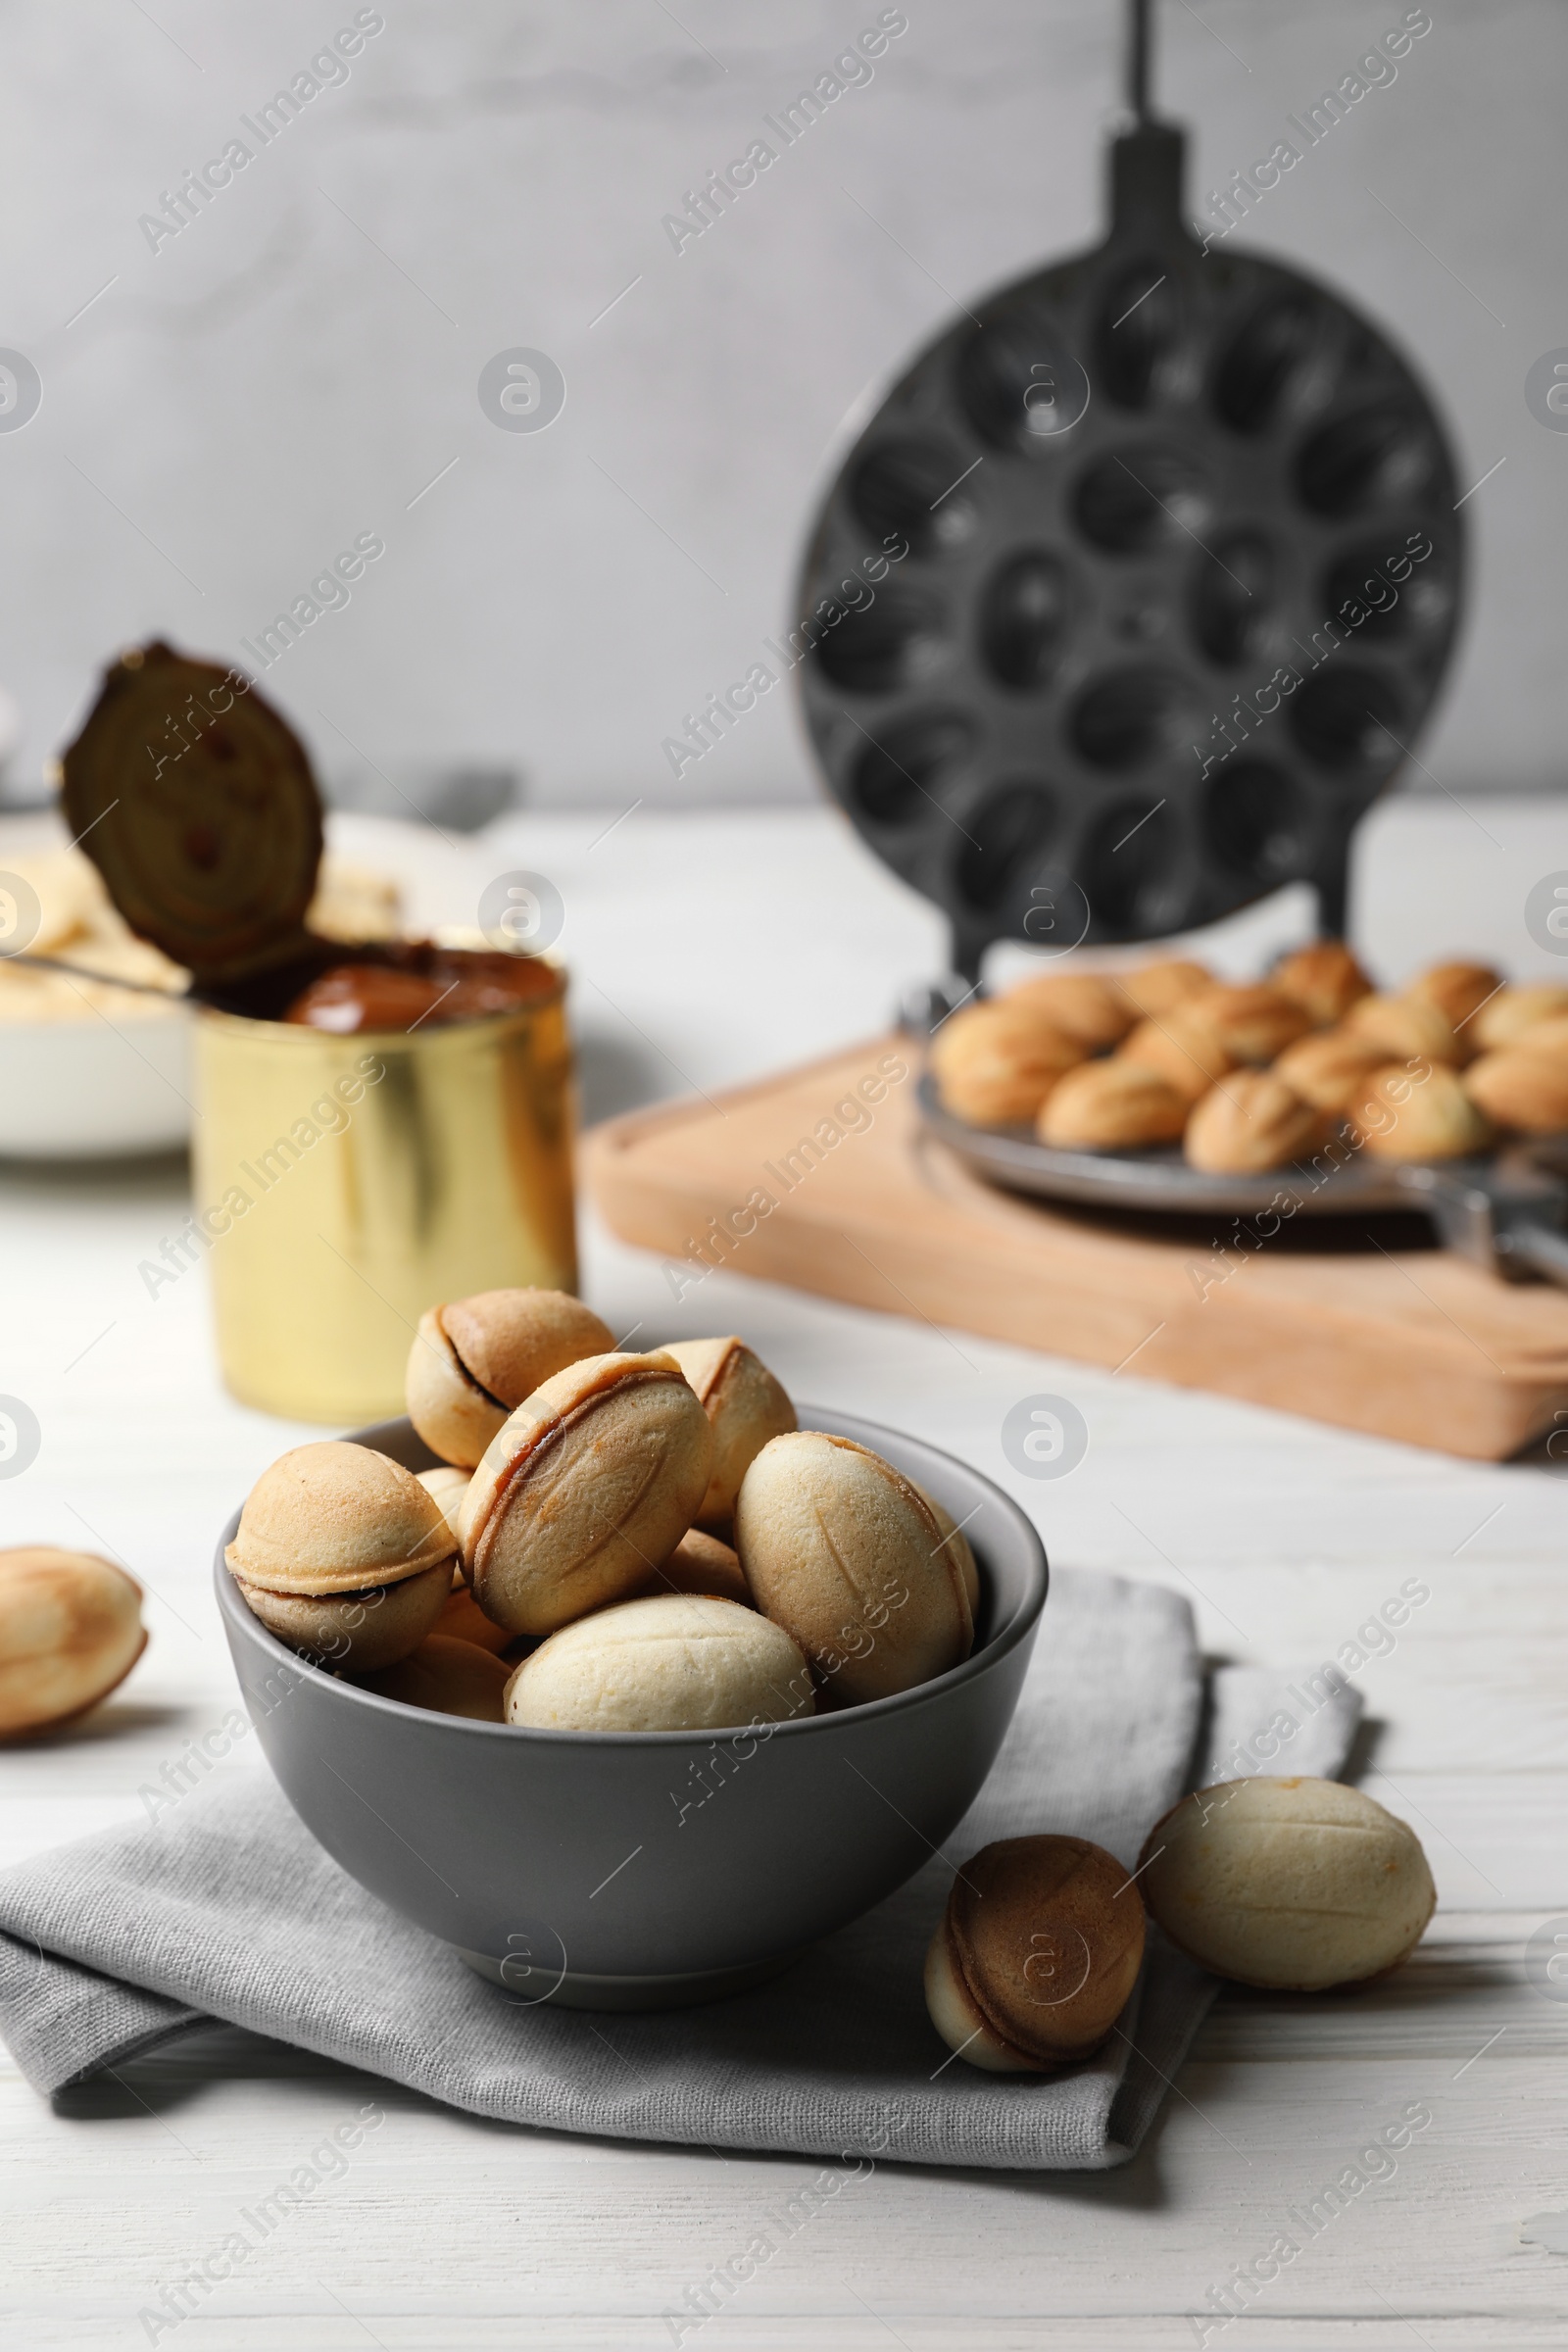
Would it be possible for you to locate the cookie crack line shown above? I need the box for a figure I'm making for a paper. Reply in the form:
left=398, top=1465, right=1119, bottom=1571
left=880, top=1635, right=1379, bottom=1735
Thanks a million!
left=808, top=1496, right=871, bottom=1616
left=448, top=1331, right=510, bottom=1414
left=476, top=1375, right=671, bottom=1554
left=1196, top=1819, right=1405, bottom=1841
left=583, top=1627, right=748, bottom=1653
left=1197, top=1897, right=1414, bottom=1921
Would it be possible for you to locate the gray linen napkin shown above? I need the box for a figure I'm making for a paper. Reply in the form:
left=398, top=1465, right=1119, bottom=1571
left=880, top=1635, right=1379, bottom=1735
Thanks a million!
left=0, top=1568, right=1359, bottom=2171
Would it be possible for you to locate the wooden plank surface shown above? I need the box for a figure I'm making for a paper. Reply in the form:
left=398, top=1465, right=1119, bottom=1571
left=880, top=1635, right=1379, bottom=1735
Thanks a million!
left=584, top=1041, right=1568, bottom=1461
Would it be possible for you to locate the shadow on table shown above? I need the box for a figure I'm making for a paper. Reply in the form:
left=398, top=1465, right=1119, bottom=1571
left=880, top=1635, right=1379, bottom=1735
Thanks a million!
left=0, top=1146, right=189, bottom=1195
left=1510, top=1425, right=1568, bottom=1475
left=11, top=1700, right=190, bottom=1751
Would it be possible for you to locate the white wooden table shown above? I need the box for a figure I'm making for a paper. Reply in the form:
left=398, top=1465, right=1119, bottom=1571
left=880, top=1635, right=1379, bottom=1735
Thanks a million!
left=3, top=799, right=1567, bottom=2348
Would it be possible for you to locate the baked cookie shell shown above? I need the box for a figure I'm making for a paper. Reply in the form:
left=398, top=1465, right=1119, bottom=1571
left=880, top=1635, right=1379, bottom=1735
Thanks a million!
left=1272, top=1028, right=1388, bottom=1113
left=1185, top=1070, right=1329, bottom=1175
left=416, top=1465, right=471, bottom=1544
left=1405, top=959, right=1500, bottom=1031
left=504, top=1592, right=812, bottom=1733
left=1350, top=1060, right=1492, bottom=1160
left=1271, top=941, right=1373, bottom=1026
left=663, top=1337, right=797, bottom=1530
left=1040, top=1058, right=1190, bottom=1147
left=1137, top=1777, right=1435, bottom=1991
left=433, top=1581, right=514, bottom=1653
left=646, top=1527, right=753, bottom=1607
left=405, top=1311, right=503, bottom=1470
left=225, top=1442, right=455, bottom=1594
left=1004, top=971, right=1136, bottom=1050
left=462, top=1351, right=714, bottom=1637
left=405, top=1291, right=615, bottom=1470
left=929, top=1002, right=1085, bottom=1127
left=362, top=1635, right=511, bottom=1722
left=1117, top=1007, right=1236, bottom=1102
left=1189, top=983, right=1313, bottom=1066
left=1473, top=982, right=1568, bottom=1052
left=0, top=1546, right=146, bottom=1740
left=444, top=1289, right=613, bottom=1408
left=1112, top=959, right=1213, bottom=1018
left=1347, top=993, right=1468, bottom=1067
left=936, top=1835, right=1145, bottom=2068
left=233, top=1557, right=452, bottom=1672
left=1464, top=1045, right=1568, bottom=1134
left=734, top=1431, right=971, bottom=1705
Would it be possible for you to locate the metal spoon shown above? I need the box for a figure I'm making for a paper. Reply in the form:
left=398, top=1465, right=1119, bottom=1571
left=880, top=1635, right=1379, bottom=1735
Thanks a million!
left=2, top=952, right=188, bottom=1001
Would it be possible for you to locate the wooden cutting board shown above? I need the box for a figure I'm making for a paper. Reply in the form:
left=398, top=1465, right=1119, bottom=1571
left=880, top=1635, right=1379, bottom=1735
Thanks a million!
left=582, top=1038, right=1568, bottom=1460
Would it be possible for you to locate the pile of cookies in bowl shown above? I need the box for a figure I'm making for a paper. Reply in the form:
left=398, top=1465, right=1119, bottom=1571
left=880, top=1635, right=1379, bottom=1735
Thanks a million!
left=930, top=944, right=1568, bottom=1173
left=224, top=1291, right=980, bottom=1734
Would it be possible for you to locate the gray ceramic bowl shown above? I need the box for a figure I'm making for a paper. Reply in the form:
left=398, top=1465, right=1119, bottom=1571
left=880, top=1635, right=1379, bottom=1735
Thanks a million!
left=215, top=1405, right=1048, bottom=2010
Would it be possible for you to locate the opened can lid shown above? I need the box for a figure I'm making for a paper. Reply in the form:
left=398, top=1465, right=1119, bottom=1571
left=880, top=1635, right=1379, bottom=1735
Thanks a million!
left=60, top=641, right=323, bottom=985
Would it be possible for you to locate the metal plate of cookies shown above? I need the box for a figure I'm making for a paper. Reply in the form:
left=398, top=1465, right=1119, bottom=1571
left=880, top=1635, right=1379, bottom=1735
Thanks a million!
left=918, top=949, right=1568, bottom=1289
left=918, top=1074, right=1413, bottom=1219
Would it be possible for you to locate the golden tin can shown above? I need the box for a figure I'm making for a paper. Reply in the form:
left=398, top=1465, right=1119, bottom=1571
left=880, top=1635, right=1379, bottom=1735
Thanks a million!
left=191, top=976, right=577, bottom=1424
left=58, top=642, right=580, bottom=1425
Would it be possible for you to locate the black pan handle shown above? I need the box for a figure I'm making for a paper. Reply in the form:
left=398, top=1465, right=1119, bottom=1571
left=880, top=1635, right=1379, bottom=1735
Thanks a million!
left=1127, top=0, right=1152, bottom=120
left=1396, top=1158, right=1568, bottom=1291
left=1505, top=1221, right=1568, bottom=1289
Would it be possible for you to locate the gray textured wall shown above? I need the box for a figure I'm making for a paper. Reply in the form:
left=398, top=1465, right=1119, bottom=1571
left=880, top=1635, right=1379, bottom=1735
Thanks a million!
left=0, top=0, right=1560, bottom=809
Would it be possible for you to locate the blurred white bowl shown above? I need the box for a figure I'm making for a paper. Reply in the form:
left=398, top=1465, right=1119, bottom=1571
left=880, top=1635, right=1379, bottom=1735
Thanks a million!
left=0, top=1004, right=191, bottom=1158
left=0, top=807, right=455, bottom=1161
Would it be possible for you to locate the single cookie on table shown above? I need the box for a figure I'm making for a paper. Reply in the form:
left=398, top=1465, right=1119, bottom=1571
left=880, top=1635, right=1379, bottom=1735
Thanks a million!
left=924, top=1835, right=1145, bottom=2072
left=1346, top=992, right=1468, bottom=1067
left=645, top=1527, right=752, bottom=1607
left=734, top=1432, right=971, bottom=1706
left=460, top=1351, right=712, bottom=1637
left=1137, top=1777, right=1434, bottom=1991
left=361, top=1635, right=511, bottom=1723
left=406, top=1288, right=615, bottom=1469
left=928, top=1001, right=1084, bottom=1126
left=661, top=1337, right=796, bottom=1532
left=504, top=1592, right=812, bottom=1733
left=1472, top=982, right=1568, bottom=1052
left=1039, top=1059, right=1191, bottom=1149
left=1404, top=958, right=1500, bottom=1033
left=1112, top=958, right=1213, bottom=1018
left=234, top=1563, right=453, bottom=1673
left=0, top=1547, right=147, bottom=1740
left=1188, top=983, right=1313, bottom=1065
left=1117, top=1004, right=1236, bottom=1102
left=1184, top=1071, right=1330, bottom=1175
left=1271, top=1028, right=1389, bottom=1113
left=1348, top=1061, right=1492, bottom=1161
left=416, top=1465, right=470, bottom=1544
left=1003, top=970, right=1136, bottom=1050
left=1270, top=940, right=1374, bottom=1026
left=1464, top=1045, right=1568, bottom=1135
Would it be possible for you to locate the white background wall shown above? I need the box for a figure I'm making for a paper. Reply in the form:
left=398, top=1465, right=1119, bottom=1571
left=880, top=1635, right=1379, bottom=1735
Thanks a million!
left=0, top=0, right=1562, bottom=812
